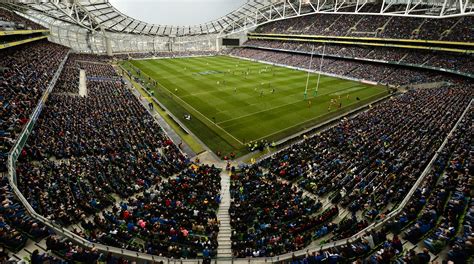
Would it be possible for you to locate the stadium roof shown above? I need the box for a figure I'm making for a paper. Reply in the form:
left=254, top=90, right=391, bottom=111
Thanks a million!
left=4, top=0, right=275, bottom=36
left=2, top=0, right=471, bottom=54
left=2, top=0, right=473, bottom=38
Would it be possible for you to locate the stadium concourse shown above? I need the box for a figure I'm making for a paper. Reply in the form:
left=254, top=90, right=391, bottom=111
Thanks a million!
left=1, top=2, right=473, bottom=264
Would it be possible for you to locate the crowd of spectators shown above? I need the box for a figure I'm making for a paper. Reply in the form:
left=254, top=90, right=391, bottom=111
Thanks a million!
left=446, top=16, right=474, bottom=42
left=0, top=8, right=44, bottom=30
left=230, top=166, right=334, bottom=257
left=350, top=5, right=402, bottom=37
left=419, top=109, right=472, bottom=262
left=70, top=51, right=218, bottom=62
left=1, top=176, right=49, bottom=252
left=153, top=51, right=217, bottom=58
left=265, top=85, right=471, bottom=210
left=9, top=50, right=225, bottom=260
left=243, top=39, right=474, bottom=76
left=415, top=17, right=459, bottom=40
left=284, top=103, right=472, bottom=264
left=255, top=5, right=374, bottom=36
left=0, top=40, right=69, bottom=171
left=379, top=17, right=426, bottom=39
left=78, top=164, right=221, bottom=259
left=68, top=53, right=112, bottom=63
left=53, top=57, right=80, bottom=94
left=254, top=5, right=473, bottom=41
left=128, top=52, right=156, bottom=59
left=231, top=84, right=473, bottom=258
left=16, top=56, right=187, bottom=225
left=30, top=235, right=141, bottom=263
left=0, top=12, right=224, bottom=261
left=231, top=47, right=466, bottom=85
left=1, top=7, right=472, bottom=262
left=427, top=53, right=474, bottom=74
left=77, top=61, right=119, bottom=80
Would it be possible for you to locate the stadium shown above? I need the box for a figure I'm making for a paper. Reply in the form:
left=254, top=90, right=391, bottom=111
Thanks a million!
left=0, top=0, right=472, bottom=263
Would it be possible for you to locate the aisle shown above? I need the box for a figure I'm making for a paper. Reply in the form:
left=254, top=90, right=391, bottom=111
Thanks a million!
left=78, top=69, right=87, bottom=97
left=217, top=170, right=232, bottom=259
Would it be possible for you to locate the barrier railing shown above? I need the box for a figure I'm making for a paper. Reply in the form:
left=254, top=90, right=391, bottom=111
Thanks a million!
left=5, top=48, right=472, bottom=263
left=247, top=35, right=474, bottom=54
left=0, top=29, right=49, bottom=36
left=0, top=35, right=48, bottom=50
left=247, top=32, right=474, bottom=47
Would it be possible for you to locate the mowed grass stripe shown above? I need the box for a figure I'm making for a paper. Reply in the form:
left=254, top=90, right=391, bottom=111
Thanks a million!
left=221, top=88, right=386, bottom=142
left=126, top=56, right=388, bottom=154
left=136, top=58, right=351, bottom=122
left=134, top=60, right=243, bottom=148
left=134, top=59, right=312, bottom=121
left=131, top=57, right=381, bottom=140
left=131, top=59, right=244, bottom=147
left=216, top=83, right=369, bottom=127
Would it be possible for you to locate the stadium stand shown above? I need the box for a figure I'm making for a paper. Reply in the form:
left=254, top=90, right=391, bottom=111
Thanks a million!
left=79, top=164, right=221, bottom=258
left=0, top=40, right=69, bottom=172
left=229, top=85, right=472, bottom=257
left=230, top=166, right=329, bottom=257
left=1, top=1, right=472, bottom=263
left=0, top=8, right=44, bottom=30
left=53, top=58, right=80, bottom=94
left=254, top=4, right=473, bottom=41
left=230, top=47, right=468, bottom=85
left=10, top=53, right=224, bottom=259
left=1, top=176, right=49, bottom=252
left=242, top=40, right=474, bottom=75
left=17, top=57, right=187, bottom=224
left=286, top=105, right=472, bottom=263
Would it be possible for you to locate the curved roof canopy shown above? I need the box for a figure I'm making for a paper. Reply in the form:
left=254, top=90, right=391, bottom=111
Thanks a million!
left=3, top=0, right=473, bottom=38
left=10, top=0, right=272, bottom=36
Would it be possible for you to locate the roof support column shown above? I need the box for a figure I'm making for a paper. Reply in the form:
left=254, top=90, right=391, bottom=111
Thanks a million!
left=105, top=35, right=112, bottom=56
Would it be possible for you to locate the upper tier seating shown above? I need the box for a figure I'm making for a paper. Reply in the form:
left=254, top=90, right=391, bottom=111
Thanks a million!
left=255, top=5, right=473, bottom=42
left=0, top=8, right=45, bottom=30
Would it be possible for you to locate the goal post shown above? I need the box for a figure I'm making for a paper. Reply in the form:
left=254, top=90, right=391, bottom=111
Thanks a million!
left=314, top=44, right=326, bottom=97
left=304, top=45, right=315, bottom=100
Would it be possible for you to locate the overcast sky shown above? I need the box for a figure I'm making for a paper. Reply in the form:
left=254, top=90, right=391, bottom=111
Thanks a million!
left=109, top=0, right=246, bottom=26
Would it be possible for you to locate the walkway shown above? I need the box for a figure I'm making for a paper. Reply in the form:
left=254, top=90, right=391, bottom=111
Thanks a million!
left=78, top=69, right=87, bottom=97
left=217, top=170, right=232, bottom=259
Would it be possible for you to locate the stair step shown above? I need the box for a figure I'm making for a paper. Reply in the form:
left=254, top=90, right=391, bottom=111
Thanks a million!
left=218, top=248, right=233, bottom=254
left=219, top=241, right=232, bottom=246
left=217, top=254, right=233, bottom=259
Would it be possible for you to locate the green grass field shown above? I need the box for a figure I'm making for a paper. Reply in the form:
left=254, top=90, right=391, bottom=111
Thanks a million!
left=121, top=55, right=388, bottom=157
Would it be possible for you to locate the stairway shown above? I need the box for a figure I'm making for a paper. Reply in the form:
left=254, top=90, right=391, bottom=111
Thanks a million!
left=217, top=170, right=233, bottom=260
